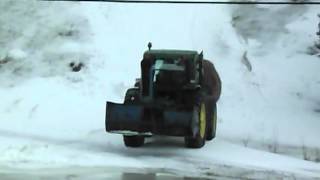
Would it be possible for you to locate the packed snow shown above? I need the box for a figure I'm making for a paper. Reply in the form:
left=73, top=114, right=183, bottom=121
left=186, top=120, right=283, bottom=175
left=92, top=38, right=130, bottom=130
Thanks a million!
left=0, top=0, right=320, bottom=179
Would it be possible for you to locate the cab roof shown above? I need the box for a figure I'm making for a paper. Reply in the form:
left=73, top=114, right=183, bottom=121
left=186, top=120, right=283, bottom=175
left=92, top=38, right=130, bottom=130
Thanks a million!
left=143, top=49, right=199, bottom=60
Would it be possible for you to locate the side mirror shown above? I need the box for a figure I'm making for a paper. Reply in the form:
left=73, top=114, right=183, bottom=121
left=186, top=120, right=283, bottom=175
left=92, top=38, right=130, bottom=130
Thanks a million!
left=198, top=51, right=203, bottom=83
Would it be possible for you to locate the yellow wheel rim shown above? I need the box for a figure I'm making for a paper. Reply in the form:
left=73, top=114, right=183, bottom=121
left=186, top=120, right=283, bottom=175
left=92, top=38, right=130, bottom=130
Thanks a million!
left=213, top=106, right=217, bottom=132
left=199, top=103, right=206, bottom=138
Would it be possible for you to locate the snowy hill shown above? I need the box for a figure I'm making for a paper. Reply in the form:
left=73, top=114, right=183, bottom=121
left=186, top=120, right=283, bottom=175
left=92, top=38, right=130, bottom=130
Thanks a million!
left=0, top=0, right=320, bottom=179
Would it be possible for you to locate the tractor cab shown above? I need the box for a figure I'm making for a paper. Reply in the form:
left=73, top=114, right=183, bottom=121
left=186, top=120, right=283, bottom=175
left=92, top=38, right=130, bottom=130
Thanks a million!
left=140, top=50, right=203, bottom=104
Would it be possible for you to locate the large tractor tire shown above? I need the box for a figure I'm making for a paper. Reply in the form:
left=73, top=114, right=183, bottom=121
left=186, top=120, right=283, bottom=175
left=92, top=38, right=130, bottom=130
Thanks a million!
left=123, top=135, right=145, bottom=147
left=123, top=88, right=148, bottom=147
left=124, top=88, right=140, bottom=104
left=206, top=103, right=217, bottom=141
left=185, top=102, right=207, bottom=148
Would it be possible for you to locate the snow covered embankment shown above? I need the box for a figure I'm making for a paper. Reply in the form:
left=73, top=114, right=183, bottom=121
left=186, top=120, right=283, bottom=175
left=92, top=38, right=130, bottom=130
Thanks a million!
left=221, top=4, right=320, bottom=162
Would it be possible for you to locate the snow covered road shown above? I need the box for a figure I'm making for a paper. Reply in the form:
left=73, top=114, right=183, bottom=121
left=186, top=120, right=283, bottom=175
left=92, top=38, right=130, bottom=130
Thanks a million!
left=0, top=129, right=319, bottom=179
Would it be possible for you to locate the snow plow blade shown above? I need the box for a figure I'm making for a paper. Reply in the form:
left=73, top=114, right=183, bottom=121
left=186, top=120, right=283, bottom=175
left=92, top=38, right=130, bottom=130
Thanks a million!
left=105, top=102, right=194, bottom=136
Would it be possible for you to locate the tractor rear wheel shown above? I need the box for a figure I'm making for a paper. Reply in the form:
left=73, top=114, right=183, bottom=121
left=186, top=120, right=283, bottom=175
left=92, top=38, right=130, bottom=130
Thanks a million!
left=123, top=135, right=145, bottom=147
left=185, top=103, right=207, bottom=148
left=124, top=88, right=139, bottom=104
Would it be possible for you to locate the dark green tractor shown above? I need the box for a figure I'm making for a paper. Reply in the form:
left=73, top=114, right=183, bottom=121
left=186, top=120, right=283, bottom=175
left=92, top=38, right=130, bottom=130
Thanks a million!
left=106, top=44, right=221, bottom=148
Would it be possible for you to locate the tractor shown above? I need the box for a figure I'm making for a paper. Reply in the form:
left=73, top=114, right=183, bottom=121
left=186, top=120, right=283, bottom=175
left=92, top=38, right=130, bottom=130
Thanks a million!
left=105, top=44, right=221, bottom=148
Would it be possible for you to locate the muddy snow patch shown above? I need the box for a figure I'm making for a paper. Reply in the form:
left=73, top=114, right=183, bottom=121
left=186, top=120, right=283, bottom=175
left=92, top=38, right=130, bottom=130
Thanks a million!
left=231, top=4, right=309, bottom=46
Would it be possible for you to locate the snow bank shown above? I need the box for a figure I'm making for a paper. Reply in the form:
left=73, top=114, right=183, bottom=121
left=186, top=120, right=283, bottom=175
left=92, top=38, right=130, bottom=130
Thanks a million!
left=0, top=0, right=92, bottom=87
left=220, top=4, right=320, bottom=152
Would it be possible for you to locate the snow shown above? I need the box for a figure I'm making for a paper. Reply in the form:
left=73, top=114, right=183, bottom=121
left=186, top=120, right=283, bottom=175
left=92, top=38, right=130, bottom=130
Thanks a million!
left=0, top=0, right=320, bottom=179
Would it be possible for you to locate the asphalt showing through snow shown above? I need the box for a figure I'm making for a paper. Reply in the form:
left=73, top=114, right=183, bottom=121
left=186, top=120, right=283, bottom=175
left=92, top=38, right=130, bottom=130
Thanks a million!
left=0, top=173, right=203, bottom=180
left=0, top=167, right=218, bottom=180
left=0, top=164, right=308, bottom=180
